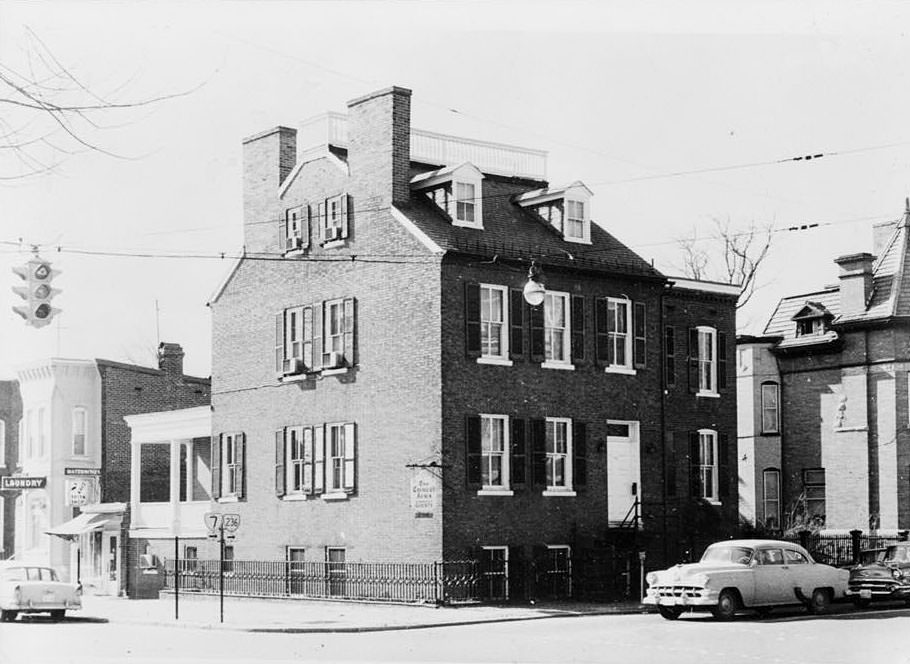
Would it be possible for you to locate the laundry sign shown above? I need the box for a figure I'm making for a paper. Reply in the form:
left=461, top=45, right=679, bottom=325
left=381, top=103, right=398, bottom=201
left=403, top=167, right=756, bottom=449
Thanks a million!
left=1, top=476, right=47, bottom=490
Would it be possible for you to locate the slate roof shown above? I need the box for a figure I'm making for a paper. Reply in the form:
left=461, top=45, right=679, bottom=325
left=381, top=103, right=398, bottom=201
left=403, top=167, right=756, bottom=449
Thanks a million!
left=763, top=206, right=910, bottom=339
left=396, top=172, right=665, bottom=280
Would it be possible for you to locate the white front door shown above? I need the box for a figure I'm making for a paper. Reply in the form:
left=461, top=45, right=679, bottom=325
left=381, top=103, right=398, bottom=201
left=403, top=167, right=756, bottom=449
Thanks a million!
left=606, top=421, right=640, bottom=526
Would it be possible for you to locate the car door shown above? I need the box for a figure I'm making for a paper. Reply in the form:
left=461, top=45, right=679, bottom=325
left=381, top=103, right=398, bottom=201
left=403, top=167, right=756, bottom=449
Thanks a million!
left=752, top=547, right=792, bottom=605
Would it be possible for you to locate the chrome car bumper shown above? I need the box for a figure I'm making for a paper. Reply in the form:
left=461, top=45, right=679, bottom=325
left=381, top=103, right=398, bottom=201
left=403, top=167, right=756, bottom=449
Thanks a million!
left=846, top=583, right=910, bottom=600
left=643, top=587, right=719, bottom=607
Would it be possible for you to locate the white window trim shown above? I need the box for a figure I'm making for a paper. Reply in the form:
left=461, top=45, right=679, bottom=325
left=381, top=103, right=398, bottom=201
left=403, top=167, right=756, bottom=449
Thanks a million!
left=221, top=433, right=243, bottom=499
left=696, top=326, right=718, bottom=397
left=479, top=284, right=509, bottom=361
left=323, top=421, right=355, bottom=495
left=544, top=417, right=573, bottom=493
left=284, top=205, right=306, bottom=253
left=481, top=545, right=509, bottom=599
left=285, top=425, right=309, bottom=498
left=762, top=468, right=781, bottom=528
left=761, top=382, right=780, bottom=434
left=453, top=178, right=483, bottom=228
left=544, top=291, right=572, bottom=366
left=698, top=428, right=720, bottom=504
left=479, top=414, right=510, bottom=493
left=563, top=198, right=591, bottom=244
left=477, top=357, right=514, bottom=367
left=605, top=297, right=633, bottom=372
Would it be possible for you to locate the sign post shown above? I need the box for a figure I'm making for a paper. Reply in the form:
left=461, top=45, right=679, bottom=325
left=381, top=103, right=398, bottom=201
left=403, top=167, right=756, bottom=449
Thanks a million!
left=174, top=536, right=180, bottom=621
left=203, top=512, right=239, bottom=624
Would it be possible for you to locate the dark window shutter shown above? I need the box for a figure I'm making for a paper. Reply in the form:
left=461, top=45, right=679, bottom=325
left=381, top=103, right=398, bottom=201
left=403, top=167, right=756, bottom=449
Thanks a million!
left=341, top=193, right=350, bottom=239
left=594, top=297, right=608, bottom=366
left=689, top=431, right=701, bottom=498
left=279, top=217, right=287, bottom=253
left=466, top=415, right=482, bottom=486
left=573, top=421, right=587, bottom=489
left=530, top=419, right=547, bottom=486
left=664, top=326, right=676, bottom=387
left=238, top=433, right=247, bottom=500
left=633, top=302, right=646, bottom=369
left=302, top=203, right=311, bottom=249
left=511, top=418, right=526, bottom=487
left=311, top=301, right=323, bottom=372
left=666, top=432, right=677, bottom=496
left=212, top=434, right=222, bottom=500
left=275, top=312, right=285, bottom=374
left=717, top=331, right=727, bottom=390
left=465, top=283, right=481, bottom=358
left=509, top=289, right=525, bottom=360
left=571, top=295, right=585, bottom=364
left=688, top=328, right=700, bottom=394
left=317, top=201, right=326, bottom=242
left=343, top=297, right=356, bottom=366
left=275, top=430, right=286, bottom=498
left=719, top=432, right=729, bottom=498
left=529, top=303, right=545, bottom=361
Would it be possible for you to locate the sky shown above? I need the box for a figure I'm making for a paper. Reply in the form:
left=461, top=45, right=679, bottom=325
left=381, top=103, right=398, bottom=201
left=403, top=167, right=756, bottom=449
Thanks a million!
left=2, top=1, right=910, bottom=380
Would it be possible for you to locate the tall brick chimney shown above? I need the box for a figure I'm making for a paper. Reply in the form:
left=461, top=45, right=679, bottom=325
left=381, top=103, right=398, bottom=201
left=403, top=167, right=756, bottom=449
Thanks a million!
left=242, top=126, right=297, bottom=253
left=346, top=86, right=412, bottom=208
left=834, top=252, right=874, bottom=316
left=157, top=342, right=185, bottom=375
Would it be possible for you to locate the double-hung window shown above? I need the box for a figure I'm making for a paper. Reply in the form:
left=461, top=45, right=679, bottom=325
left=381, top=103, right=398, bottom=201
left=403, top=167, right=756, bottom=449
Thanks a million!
left=319, top=193, right=349, bottom=244
left=606, top=298, right=631, bottom=370
left=455, top=182, right=477, bottom=224
left=697, top=429, right=718, bottom=502
left=285, top=426, right=312, bottom=496
left=72, top=407, right=87, bottom=456
left=564, top=200, right=586, bottom=241
left=480, top=415, right=509, bottom=490
left=544, top=292, right=570, bottom=365
left=283, top=206, right=308, bottom=252
left=762, top=469, right=781, bottom=530
left=803, top=468, right=825, bottom=523
left=277, top=424, right=355, bottom=499
left=276, top=298, right=355, bottom=376
left=219, top=433, right=245, bottom=499
left=761, top=382, right=780, bottom=434
left=480, top=285, right=508, bottom=359
left=697, top=326, right=717, bottom=395
left=545, top=418, right=572, bottom=491
left=324, top=300, right=345, bottom=358
left=326, top=423, right=348, bottom=493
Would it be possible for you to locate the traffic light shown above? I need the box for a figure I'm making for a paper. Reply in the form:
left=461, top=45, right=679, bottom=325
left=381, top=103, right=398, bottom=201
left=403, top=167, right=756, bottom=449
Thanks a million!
left=12, top=255, right=61, bottom=328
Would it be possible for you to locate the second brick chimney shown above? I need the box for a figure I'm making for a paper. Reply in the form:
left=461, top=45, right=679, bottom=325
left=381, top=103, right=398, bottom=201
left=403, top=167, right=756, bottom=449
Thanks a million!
left=157, top=342, right=185, bottom=376
left=834, top=252, right=874, bottom=317
left=346, top=86, right=412, bottom=208
left=242, top=126, right=297, bottom=253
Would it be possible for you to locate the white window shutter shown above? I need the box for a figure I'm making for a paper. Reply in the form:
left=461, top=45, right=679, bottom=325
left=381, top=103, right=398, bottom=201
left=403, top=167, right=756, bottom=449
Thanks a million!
left=343, top=423, right=356, bottom=491
left=341, top=194, right=350, bottom=238
left=313, top=425, right=325, bottom=494
left=302, top=203, right=311, bottom=249
left=317, top=201, right=327, bottom=243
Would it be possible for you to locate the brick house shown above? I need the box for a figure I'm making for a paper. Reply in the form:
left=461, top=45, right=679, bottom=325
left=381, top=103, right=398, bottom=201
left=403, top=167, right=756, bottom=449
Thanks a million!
left=0, top=380, right=22, bottom=558
left=205, top=86, right=739, bottom=600
left=738, top=206, right=910, bottom=535
left=17, top=343, right=209, bottom=596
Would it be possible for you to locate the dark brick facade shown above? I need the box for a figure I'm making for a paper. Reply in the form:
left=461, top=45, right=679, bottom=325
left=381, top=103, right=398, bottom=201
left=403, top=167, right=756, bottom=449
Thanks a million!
left=209, top=86, right=738, bottom=598
left=0, top=380, right=22, bottom=558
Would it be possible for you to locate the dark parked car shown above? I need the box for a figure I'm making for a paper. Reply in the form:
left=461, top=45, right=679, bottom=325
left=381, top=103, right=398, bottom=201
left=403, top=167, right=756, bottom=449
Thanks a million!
left=846, top=542, right=910, bottom=608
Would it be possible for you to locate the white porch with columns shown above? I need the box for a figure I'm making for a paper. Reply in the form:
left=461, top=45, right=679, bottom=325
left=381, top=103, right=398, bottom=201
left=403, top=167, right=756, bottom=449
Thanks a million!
left=124, top=406, right=212, bottom=539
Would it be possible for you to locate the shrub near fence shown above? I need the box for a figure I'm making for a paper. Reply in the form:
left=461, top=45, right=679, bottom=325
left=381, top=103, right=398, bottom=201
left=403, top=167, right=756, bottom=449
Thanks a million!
left=784, top=530, right=910, bottom=567
left=163, top=559, right=480, bottom=604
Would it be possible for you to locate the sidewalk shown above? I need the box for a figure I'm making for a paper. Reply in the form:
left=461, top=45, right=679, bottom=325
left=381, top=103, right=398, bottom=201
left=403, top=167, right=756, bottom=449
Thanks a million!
left=77, top=593, right=652, bottom=633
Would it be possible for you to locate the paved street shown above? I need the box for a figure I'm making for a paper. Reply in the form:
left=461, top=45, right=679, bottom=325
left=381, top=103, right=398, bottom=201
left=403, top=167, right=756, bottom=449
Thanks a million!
left=1, top=603, right=909, bottom=664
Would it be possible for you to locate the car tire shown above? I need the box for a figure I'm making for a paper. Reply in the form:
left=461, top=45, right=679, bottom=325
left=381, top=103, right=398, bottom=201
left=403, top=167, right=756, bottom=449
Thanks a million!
left=851, top=598, right=871, bottom=609
left=50, top=610, right=65, bottom=621
left=711, top=589, right=739, bottom=621
left=808, top=588, right=831, bottom=615
left=657, top=606, right=683, bottom=621
left=0, top=610, right=18, bottom=622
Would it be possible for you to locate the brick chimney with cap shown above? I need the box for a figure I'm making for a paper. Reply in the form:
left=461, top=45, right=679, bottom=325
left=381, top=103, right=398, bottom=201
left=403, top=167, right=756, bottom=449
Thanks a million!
left=242, top=125, right=297, bottom=254
left=834, top=252, right=874, bottom=317
left=157, top=342, right=185, bottom=375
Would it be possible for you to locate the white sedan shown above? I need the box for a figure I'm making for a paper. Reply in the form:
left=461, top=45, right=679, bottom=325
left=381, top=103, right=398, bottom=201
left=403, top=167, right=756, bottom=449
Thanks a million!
left=0, top=562, right=82, bottom=622
left=644, top=539, right=849, bottom=620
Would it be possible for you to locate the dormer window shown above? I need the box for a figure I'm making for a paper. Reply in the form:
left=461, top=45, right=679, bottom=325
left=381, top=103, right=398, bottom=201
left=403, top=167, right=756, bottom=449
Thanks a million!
left=515, top=181, right=593, bottom=244
left=411, top=162, right=484, bottom=229
left=796, top=317, right=825, bottom=337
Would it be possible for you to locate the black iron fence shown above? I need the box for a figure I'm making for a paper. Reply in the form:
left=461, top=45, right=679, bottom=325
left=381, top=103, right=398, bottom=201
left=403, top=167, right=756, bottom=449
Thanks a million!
left=162, top=559, right=480, bottom=604
left=785, top=530, right=909, bottom=567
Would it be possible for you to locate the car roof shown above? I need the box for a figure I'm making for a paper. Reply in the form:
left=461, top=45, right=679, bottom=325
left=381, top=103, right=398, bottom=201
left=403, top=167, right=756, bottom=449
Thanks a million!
left=708, top=539, right=804, bottom=548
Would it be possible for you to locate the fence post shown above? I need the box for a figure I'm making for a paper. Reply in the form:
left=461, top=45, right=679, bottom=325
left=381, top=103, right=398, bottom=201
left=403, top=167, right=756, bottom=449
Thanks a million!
left=850, top=529, right=862, bottom=565
left=434, top=562, right=441, bottom=605
left=798, top=530, right=809, bottom=551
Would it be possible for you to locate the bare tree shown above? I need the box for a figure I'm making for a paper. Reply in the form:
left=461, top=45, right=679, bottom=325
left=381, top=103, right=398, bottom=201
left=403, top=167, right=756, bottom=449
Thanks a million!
left=0, top=27, right=197, bottom=180
left=676, top=217, right=773, bottom=309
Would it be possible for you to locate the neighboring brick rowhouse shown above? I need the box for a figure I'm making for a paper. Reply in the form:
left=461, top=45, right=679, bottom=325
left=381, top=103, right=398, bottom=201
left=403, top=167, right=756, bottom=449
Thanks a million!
left=0, top=380, right=22, bottom=558
left=97, top=343, right=210, bottom=503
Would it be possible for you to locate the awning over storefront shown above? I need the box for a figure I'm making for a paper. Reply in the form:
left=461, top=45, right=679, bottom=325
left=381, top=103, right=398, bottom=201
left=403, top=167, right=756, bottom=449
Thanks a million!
left=46, top=512, right=118, bottom=539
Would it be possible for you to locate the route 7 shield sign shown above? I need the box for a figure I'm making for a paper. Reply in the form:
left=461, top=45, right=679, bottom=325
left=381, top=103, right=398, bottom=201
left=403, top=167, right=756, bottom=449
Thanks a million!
left=203, top=512, right=222, bottom=532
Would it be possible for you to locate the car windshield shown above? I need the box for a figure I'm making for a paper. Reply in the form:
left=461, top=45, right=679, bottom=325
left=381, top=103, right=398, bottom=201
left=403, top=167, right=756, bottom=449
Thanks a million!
left=701, top=545, right=753, bottom=565
left=885, top=546, right=910, bottom=564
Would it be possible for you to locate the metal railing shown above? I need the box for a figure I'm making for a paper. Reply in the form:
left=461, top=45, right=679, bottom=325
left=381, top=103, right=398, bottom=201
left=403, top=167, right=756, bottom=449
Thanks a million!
left=785, top=530, right=910, bottom=567
left=162, top=559, right=480, bottom=604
